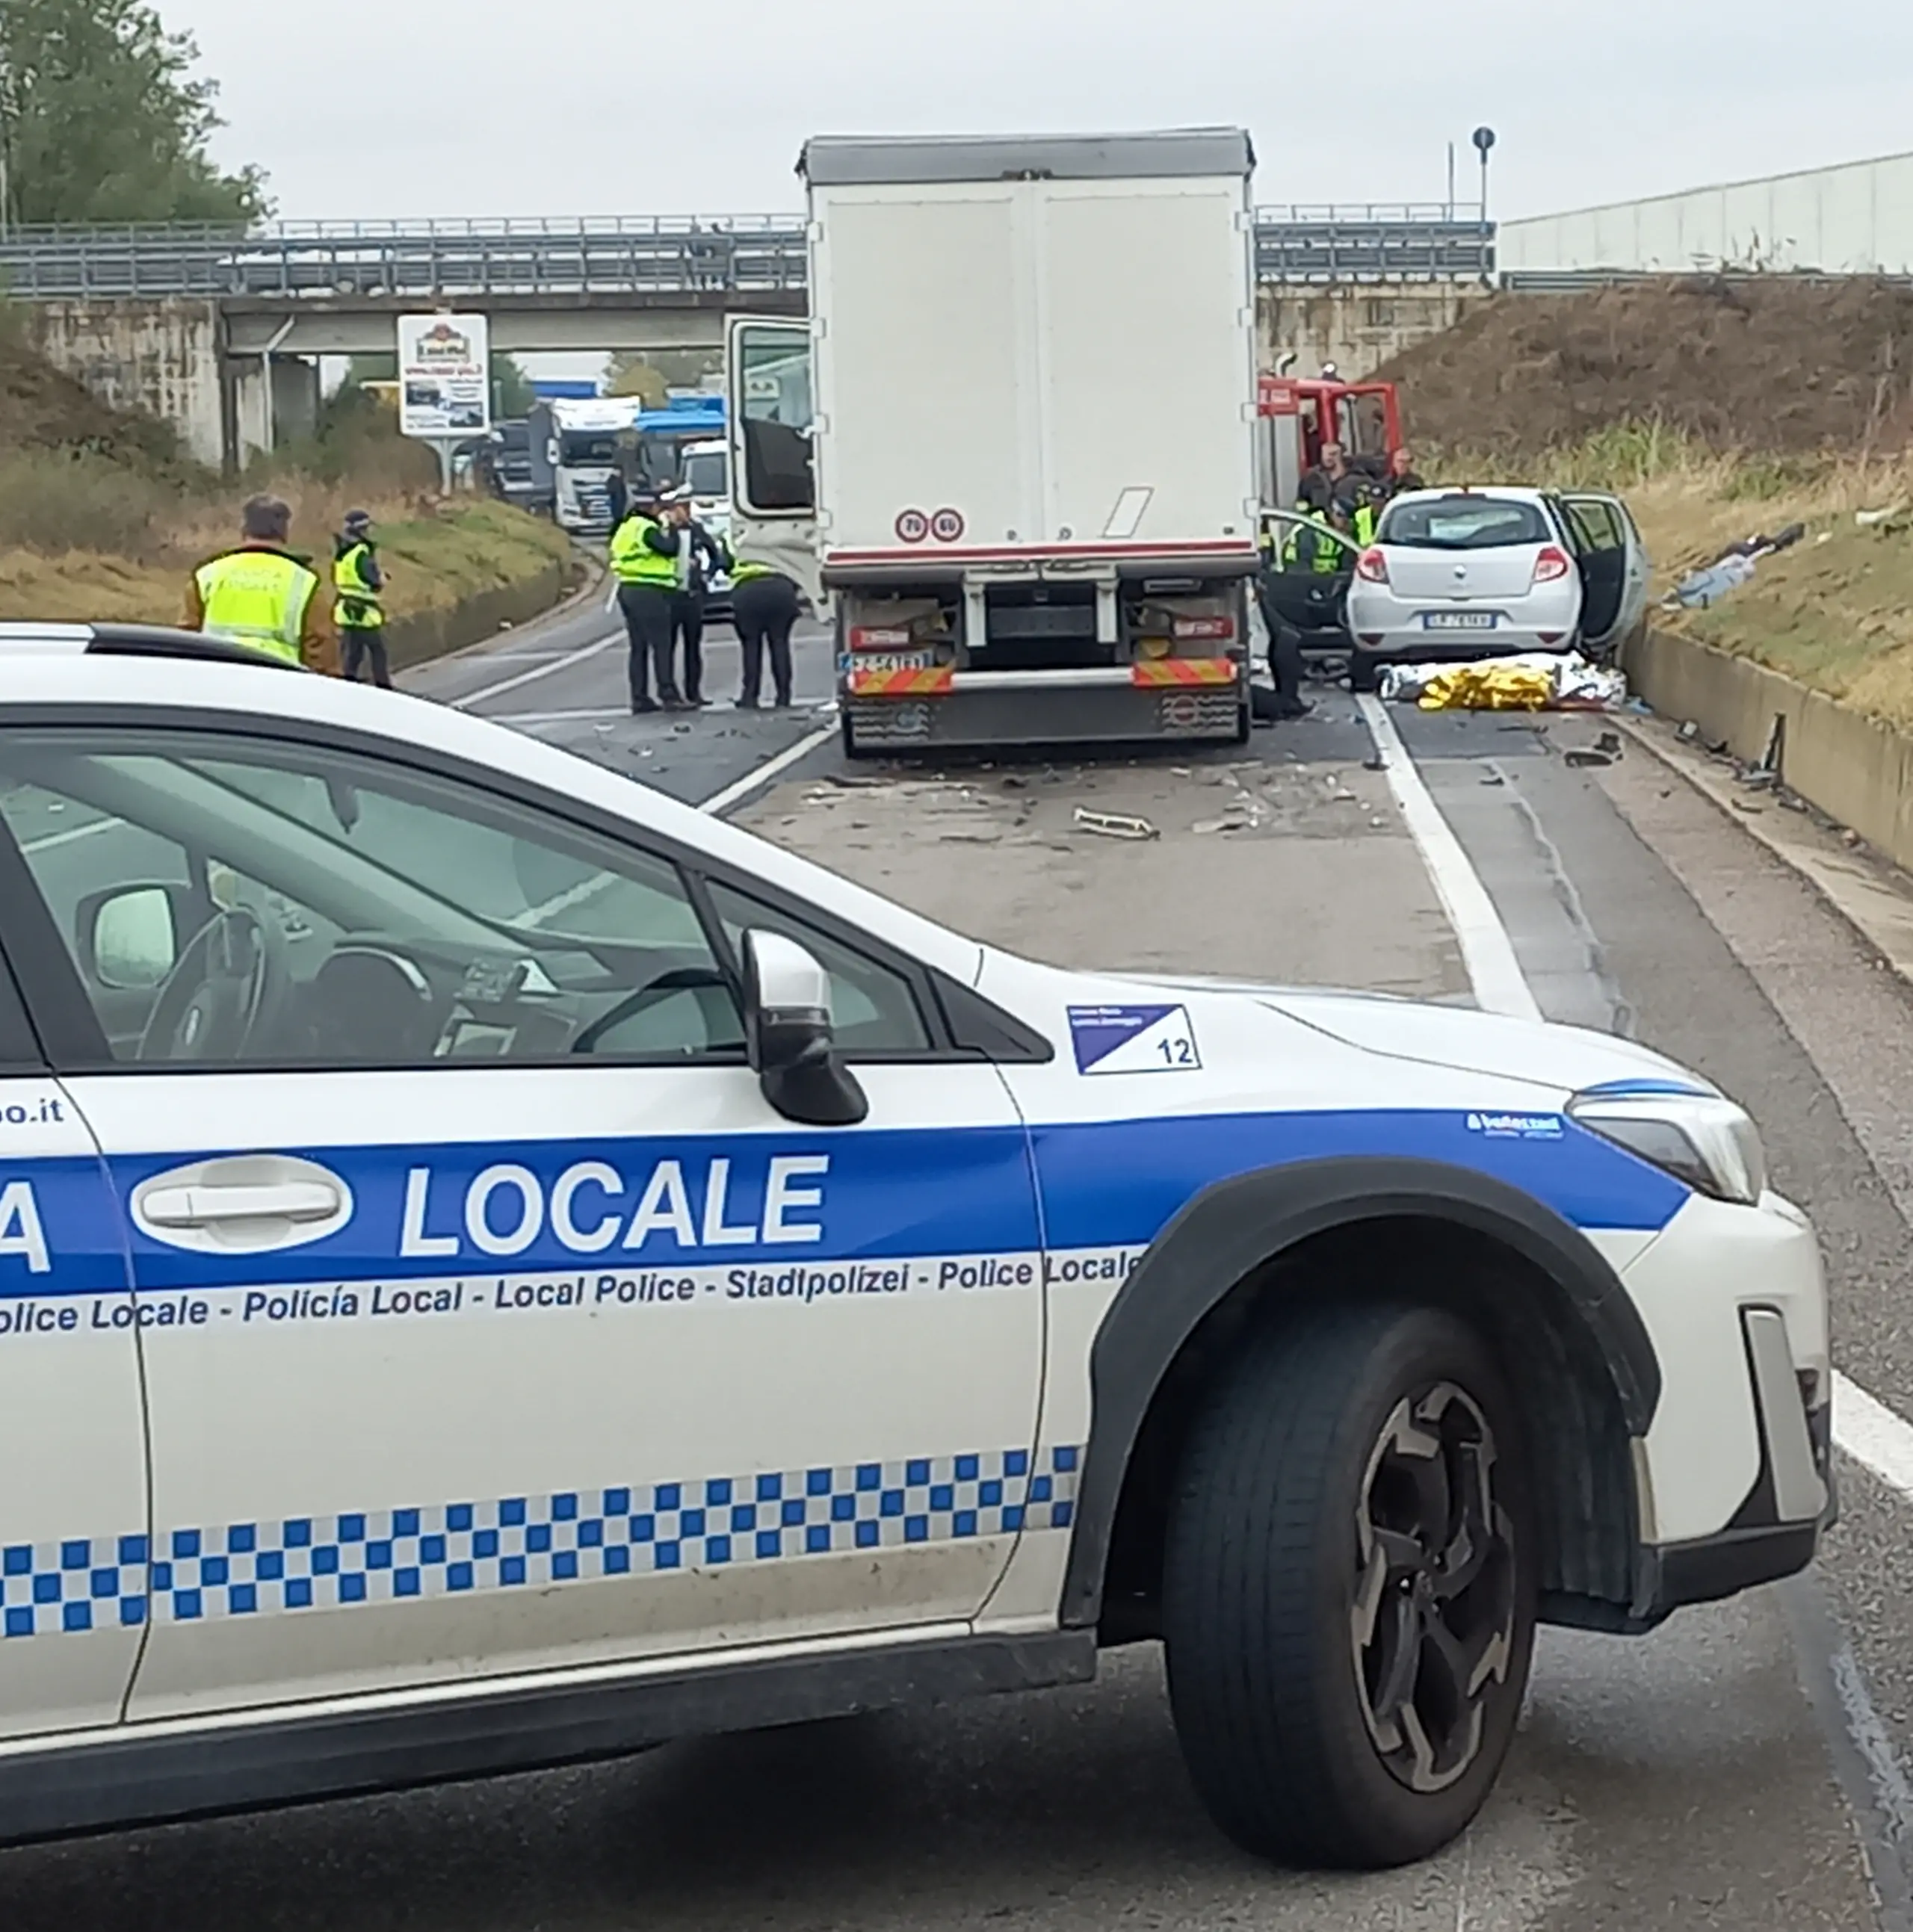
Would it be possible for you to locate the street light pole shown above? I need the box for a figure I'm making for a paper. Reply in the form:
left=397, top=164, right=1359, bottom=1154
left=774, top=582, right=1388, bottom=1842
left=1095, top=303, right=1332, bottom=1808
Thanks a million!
left=1472, top=126, right=1498, bottom=223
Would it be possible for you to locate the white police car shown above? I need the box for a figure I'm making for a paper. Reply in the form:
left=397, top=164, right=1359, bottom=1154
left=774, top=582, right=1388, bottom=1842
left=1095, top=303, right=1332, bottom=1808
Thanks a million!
left=0, top=625, right=1829, bottom=1867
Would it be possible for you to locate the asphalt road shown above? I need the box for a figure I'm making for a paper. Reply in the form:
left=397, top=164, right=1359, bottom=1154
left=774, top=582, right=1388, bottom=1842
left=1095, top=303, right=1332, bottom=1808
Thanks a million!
left=9, top=608, right=1913, bottom=1929
left=405, top=583, right=843, bottom=808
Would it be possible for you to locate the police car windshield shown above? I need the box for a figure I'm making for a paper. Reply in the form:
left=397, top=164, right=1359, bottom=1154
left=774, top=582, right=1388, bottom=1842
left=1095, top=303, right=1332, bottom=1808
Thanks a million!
left=1378, top=498, right=1552, bottom=549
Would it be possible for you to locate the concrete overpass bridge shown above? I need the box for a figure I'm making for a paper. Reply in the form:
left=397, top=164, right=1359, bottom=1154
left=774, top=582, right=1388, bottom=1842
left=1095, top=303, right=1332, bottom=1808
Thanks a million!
left=2, top=209, right=1495, bottom=467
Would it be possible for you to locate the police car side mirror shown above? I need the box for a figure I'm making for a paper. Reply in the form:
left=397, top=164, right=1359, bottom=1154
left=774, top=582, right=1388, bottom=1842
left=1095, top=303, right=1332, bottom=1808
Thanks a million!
left=742, top=929, right=868, bottom=1127
left=80, top=882, right=185, bottom=990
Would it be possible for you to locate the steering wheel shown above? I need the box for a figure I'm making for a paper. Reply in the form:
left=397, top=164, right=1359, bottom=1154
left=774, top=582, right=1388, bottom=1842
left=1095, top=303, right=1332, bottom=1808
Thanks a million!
left=137, top=905, right=293, bottom=1063
left=571, top=966, right=735, bottom=1055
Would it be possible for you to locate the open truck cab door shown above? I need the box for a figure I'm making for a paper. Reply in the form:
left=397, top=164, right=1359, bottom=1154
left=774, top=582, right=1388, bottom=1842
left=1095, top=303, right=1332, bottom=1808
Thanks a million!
left=726, top=315, right=823, bottom=610
left=1557, top=492, right=1652, bottom=652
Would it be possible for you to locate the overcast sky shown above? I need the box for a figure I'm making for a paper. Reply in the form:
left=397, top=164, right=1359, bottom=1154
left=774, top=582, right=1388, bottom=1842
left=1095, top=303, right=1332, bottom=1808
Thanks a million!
left=169, top=0, right=1912, bottom=225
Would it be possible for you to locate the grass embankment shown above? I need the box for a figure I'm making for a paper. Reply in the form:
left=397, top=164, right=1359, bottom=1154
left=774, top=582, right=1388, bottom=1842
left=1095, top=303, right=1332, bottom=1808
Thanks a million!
left=0, top=492, right=573, bottom=629
left=1433, top=424, right=1913, bottom=736
left=0, top=315, right=573, bottom=632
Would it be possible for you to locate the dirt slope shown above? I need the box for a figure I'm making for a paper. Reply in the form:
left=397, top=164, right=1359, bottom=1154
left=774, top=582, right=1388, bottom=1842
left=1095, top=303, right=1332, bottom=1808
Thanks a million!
left=1376, top=279, right=1913, bottom=456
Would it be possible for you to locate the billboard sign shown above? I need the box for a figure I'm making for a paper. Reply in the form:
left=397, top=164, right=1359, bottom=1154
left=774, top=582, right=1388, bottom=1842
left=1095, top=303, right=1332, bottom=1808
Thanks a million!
left=397, top=313, right=491, bottom=439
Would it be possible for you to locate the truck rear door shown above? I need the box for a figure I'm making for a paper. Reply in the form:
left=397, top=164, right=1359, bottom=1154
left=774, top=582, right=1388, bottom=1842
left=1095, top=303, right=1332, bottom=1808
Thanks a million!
left=810, top=187, right=1027, bottom=556
left=1036, top=176, right=1257, bottom=551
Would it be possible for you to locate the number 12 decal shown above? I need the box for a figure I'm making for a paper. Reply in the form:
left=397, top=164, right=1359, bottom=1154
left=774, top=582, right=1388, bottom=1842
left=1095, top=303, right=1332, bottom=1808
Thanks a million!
left=1068, top=1004, right=1202, bottom=1075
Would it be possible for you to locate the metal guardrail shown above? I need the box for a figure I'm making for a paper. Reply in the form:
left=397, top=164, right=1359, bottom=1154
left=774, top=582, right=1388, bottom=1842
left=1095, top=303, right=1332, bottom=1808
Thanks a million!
left=0, top=213, right=1497, bottom=301
left=1499, top=266, right=1913, bottom=292
left=1257, top=219, right=1493, bottom=283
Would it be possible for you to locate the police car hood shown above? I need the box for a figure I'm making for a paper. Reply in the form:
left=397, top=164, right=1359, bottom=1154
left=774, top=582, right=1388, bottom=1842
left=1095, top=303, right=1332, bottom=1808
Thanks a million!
left=1128, top=975, right=1711, bottom=1100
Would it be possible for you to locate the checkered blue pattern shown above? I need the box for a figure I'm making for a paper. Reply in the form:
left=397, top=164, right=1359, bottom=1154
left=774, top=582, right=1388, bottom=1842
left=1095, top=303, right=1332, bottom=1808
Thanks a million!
left=0, top=1536, right=149, bottom=1639
left=2, top=1445, right=1082, bottom=1638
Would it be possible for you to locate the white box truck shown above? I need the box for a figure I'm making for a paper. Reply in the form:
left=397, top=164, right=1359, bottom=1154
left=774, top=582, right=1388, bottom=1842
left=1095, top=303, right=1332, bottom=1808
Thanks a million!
left=726, top=129, right=1262, bottom=755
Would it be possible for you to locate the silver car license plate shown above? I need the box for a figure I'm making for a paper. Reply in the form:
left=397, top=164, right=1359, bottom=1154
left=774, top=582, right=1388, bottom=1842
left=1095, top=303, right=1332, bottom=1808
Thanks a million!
left=1422, top=612, right=1498, bottom=631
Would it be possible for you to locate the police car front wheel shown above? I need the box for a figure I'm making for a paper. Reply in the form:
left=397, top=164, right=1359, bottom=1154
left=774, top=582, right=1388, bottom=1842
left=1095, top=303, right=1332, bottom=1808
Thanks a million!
left=1162, top=1300, right=1536, bottom=1869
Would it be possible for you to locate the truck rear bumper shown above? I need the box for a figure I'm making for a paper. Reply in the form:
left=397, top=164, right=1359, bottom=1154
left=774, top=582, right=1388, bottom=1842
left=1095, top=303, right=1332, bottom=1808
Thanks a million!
left=842, top=674, right=1246, bottom=752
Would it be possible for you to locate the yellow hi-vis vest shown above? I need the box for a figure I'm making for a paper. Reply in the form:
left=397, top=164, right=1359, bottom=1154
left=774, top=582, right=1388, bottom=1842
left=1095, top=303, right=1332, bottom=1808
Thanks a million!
left=194, top=549, right=319, bottom=664
left=609, top=515, right=677, bottom=587
left=333, top=542, right=383, bottom=628
left=729, top=558, right=775, bottom=584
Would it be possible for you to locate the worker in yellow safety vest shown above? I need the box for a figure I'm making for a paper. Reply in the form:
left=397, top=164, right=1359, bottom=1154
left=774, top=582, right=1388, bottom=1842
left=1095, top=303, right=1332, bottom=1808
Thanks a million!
left=183, top=495, right=336, bottom=673
left=608, top=483, right=687, bottom=713
left=1279, top=502, right=1349, bottom=575
left=333, top=508, right=390, bottom=687
left=729, top=555, right=802, bottom=710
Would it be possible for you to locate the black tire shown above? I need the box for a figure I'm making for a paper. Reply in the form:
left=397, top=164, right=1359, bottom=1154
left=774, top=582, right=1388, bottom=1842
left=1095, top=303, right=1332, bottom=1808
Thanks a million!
left=1349, top=649, right=1383, bottom=693
left=839, top=708, right=861, bottom=759
left=1163, top=1301, right=1536, bottom=1870
left=1231, top=698, right=1252, bottom=745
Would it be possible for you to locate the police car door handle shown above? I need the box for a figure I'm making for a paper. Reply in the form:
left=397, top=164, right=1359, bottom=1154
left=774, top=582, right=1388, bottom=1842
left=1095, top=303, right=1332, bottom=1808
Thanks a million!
left=138, top=1181, right=344, bottom=1228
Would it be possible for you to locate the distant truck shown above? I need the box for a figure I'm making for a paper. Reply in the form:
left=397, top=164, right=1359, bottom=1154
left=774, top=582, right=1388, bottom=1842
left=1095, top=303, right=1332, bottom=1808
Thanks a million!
left=527, top=398, right=644, bottom=535
left=725, top=129, right=1261, bottom=755
left=483, top=419, right=551, bottom=515
left=634, top=395, right=727, bottom=495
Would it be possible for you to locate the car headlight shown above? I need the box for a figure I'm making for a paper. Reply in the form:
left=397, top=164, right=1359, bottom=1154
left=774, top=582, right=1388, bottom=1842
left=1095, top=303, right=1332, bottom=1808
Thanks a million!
left=1567, top=1089, right=1768, bottom=1206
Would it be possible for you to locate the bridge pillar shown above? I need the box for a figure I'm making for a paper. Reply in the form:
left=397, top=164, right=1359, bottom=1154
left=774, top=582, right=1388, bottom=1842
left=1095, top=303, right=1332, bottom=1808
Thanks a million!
left=229, top=355, right=321, bottom=467
left=21, top=299, right=227, bottom=468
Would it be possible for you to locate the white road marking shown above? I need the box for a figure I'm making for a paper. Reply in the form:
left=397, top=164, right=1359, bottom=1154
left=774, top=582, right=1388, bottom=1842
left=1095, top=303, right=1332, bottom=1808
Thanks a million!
left=1830, top=1373, right=1913, bottom=1504
left=698, top=725, right=838, bottom=816
left=21, top=817, right=114, bottom=855
left=492, top=707, right=630, bottom=727
left=1356, top=695, right=1542, bottom=1021
left=451, top=631, right=621, bottom=711
left=1363, top=692, right=1913, bottom=1506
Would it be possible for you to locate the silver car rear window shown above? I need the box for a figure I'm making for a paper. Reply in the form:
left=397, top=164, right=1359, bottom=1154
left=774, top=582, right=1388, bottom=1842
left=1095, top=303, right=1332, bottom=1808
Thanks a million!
left=1379, top=498, right=1551, bottom=549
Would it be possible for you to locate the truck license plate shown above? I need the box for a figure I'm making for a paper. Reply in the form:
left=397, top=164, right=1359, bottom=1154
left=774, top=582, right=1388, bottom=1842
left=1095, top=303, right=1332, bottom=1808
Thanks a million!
left=845, top=651, right=935, bottom=673
left=1422, top=612, right=1498, bottom=631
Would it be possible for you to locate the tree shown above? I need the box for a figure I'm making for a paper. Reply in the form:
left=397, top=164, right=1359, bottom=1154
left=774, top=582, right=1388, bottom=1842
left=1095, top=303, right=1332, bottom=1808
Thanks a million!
left=492, top=353, right=536, bottom=418
left=0, top=0, right=268, bottom=227
left=603, top=353, right=668, bottom=408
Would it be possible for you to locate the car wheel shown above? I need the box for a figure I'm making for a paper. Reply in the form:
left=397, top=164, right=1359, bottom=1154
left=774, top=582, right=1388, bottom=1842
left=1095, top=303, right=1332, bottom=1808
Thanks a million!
left=1349, top=651, right=1382, bottom=693
left=1163, top=1301, right=1535, bottom=1870
left=839, top=708, right=863, bottom=760
left=1231, top=698, right=1252, bottom=745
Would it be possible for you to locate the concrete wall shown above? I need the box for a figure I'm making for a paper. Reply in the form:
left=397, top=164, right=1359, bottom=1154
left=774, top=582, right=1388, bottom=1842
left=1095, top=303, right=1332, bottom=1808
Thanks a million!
left=1502, top=151, right=1913, bottom=275
left=23, top=299, right=226, bottom=466
left=1256, top=283, right=1490, bottom=381
left=1625, top=627, right=1913, bottom=873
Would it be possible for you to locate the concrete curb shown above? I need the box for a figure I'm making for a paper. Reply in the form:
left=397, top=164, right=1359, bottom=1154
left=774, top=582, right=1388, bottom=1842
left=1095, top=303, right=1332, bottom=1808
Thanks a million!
left=1623, top=626, right=1913, bottom=876
left=1616, top=711, right=1913, bottom=987
left=385, top=546, right=605, bottom=678
left=392, top=550, right=605, bottom=689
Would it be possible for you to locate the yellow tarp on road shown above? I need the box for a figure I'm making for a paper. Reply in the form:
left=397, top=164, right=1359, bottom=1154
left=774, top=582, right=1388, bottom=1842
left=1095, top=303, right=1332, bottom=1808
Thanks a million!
left=1416, top=662, right=1559, bottom=710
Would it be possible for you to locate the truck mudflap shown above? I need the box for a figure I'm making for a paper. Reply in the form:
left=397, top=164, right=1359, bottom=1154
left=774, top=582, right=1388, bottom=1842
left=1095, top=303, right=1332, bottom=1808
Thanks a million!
left=841, top=666, right=1247, bottom=752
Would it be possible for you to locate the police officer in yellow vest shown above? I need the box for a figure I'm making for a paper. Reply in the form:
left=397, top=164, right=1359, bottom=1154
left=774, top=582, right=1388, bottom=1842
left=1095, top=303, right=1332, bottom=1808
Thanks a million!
left=333, top=508, right=390, bottom=687
left=183, top=495, right=337, bottom=674
left=608, top=482, right=687, bottom=713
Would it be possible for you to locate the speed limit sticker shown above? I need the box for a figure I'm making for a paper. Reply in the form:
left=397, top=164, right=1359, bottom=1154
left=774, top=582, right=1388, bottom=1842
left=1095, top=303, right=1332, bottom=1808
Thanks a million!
left=930, top=507, right=966, bottom=542
left=894, top=509, right=930, bottom=543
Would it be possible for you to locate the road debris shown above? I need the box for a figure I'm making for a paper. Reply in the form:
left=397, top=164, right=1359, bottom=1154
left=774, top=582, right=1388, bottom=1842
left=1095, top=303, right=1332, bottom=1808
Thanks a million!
left=1073, top=806, right=1159, bottom=842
